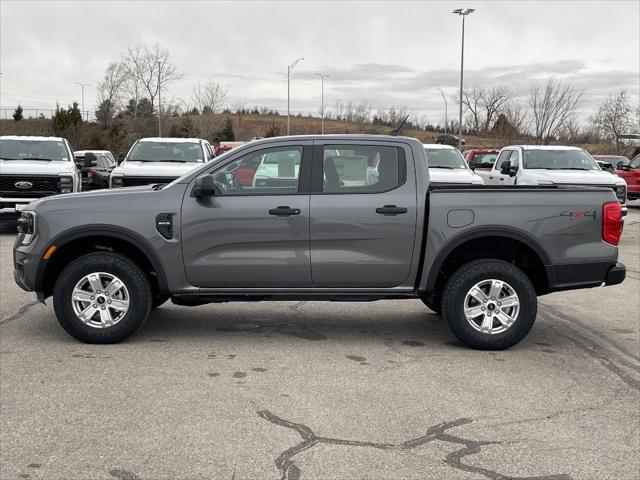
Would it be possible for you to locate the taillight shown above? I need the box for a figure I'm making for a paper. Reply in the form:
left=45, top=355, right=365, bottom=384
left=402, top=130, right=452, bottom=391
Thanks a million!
left=88, top=169, right=94, bottom=177
left=602, top=201, right=622, bottom=245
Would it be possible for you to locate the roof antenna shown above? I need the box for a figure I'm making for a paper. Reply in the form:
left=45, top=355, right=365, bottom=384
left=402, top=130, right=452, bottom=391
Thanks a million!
left=389, top=114, right=410, bottom=136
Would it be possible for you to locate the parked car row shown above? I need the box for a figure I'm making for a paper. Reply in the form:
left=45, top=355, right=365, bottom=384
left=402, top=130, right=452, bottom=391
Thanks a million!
left=0, top=135, right=244, bottom=222
left=1, top=134, right=638, bottom=224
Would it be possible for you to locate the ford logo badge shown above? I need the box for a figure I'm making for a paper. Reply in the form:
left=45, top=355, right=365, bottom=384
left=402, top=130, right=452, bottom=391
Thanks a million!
left=15, top=181, right=33, bottom=189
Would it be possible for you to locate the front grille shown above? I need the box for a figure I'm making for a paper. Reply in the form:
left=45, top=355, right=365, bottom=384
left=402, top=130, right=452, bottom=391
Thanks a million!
left=0, top=175, right=59, bottom=196
left=121, top=176, right=177, bottom=187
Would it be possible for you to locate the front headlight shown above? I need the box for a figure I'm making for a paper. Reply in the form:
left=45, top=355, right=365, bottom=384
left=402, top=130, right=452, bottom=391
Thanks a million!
left=111, top=175, right=124, bottom=188
left=16, top=211, right=37, bottom=245
left=58, top=174, right=73, bottom=193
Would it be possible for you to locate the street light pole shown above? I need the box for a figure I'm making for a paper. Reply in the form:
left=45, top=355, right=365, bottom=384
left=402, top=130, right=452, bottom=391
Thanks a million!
left=287, top=57, right=304, bottom=135
left=75, top=81, right=91, bottom=121
left=437, top=88, right=448, bottom=133
left=452, top=8, right=475, bottom=149
left=157, top=60, right=162, bottom=137
left=315, top=73, right=329, bottom=134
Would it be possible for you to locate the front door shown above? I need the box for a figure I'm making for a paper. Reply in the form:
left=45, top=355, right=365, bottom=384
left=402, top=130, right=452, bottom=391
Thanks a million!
left=309, top=141, right=417, bottom=288
left=181, top=143, right=312, bottom=288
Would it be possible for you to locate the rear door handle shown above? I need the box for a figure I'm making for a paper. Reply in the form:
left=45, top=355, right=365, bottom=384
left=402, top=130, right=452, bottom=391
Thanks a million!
left=376, top=205, right=408, bottom=216
left=269, top=206, right=301, bottom=217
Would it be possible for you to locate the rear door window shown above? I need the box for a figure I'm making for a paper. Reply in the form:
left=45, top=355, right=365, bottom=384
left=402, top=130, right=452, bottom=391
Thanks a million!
left=321, top=145, right=404, bottom=193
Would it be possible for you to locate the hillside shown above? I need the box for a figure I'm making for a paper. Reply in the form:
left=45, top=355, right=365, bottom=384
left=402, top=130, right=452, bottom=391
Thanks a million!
left=0, top=113, right=626, bottom=157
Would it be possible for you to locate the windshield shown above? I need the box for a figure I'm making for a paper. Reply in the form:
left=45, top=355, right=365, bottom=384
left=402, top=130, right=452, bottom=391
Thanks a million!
left=424, top=148, right=467, bottom=169
left=472, top=152, right=498, bottom=166
left=127, top=141, right=203, bottom=163
left=523, top=150, right=599, bottom=170
left=0, top=139, right=69, bottom=161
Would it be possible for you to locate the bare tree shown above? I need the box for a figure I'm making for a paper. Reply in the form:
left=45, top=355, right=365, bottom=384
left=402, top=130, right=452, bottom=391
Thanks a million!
left=122, top=44, right=182, bottom=114
left=527, top=78, right=583, bottom=144
left=460, top=87, right=483, bottom=134
left=482, top=85, right=512, bottom=133
left=501, top=100, right=528, bottom=136
left=593, top=90, right=633, bottom=153
left=96, top=62, right=127, bottom=126
left=192, top=81, right=227, bottom=115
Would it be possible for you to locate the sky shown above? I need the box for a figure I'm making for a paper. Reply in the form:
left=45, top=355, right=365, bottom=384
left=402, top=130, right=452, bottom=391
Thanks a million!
left=0, top=0, right=639, bottom=126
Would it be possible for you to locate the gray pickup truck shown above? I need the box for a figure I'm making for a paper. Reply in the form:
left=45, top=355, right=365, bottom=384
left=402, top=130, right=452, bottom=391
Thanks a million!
left=13, top=135, right=626, bottom=349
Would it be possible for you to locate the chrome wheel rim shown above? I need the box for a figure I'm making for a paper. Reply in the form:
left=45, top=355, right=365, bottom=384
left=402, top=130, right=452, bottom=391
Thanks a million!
left=71, top=272, right=130, bottom=329
left=463, top=279, right=520, bottom=335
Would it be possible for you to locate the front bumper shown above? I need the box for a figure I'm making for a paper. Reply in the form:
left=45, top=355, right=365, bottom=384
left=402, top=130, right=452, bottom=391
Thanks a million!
left=1, top=197, right=37, bottom=220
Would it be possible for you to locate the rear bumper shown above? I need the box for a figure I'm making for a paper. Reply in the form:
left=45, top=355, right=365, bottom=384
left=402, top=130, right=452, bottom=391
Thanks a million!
left=604, top=262, right=626, bottom=286
left=547, top=261, right=626, bottom=291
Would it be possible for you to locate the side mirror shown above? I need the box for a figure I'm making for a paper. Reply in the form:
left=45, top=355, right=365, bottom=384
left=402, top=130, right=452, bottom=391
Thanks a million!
left=118, top=153, right=126, bottom=165
left=500, top=160, right=511, bottom=175
left=193, top=174, right=219, bottom=197
left=84, top=152, right=97, bottom=168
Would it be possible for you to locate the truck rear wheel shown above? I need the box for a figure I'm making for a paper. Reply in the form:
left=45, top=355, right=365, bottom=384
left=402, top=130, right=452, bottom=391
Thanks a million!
left=53, top=252, right=152, bottom=343
left=441, top=259, right=537, bottom=350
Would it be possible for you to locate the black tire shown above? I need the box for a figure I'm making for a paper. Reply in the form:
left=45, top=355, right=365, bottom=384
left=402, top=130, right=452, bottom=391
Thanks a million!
left=442, top=259, right=537, bottom=350
left=421, top=297, right=442, bottom=315
left=53, top=252, right=152, bottom=343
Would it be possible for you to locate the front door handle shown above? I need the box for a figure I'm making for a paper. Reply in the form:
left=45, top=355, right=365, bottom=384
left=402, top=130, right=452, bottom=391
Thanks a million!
left=376, top=205, right=408, bottom=216
left=269, top=206, right=301, bottom=217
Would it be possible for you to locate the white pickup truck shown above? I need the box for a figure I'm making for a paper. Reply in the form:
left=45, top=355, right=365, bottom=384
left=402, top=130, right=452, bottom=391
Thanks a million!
left=0, top=135, right=81, bottom=222
left=478, top=145, right=628, bottom=215
left=110, top=137, right=216, bottom=188
left=423, top=144, right=484, bottom=185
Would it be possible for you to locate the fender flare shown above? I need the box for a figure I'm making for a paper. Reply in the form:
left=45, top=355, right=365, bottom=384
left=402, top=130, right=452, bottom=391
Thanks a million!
left=422, top=226, right=552, bottom=292
left=35, top=225, right=169, bottom=294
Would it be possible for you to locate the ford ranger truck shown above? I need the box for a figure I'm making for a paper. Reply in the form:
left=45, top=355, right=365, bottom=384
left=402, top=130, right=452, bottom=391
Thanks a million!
left=1, top=136, right=81, bottom=222
left=479, top=145, right=628, bottom=216
left=109, top=137, right=216, bottom=188
left=13, top=135, right=626, bottom=350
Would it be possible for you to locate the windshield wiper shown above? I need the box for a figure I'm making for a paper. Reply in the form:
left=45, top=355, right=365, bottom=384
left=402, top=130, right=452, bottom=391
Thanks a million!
left=429, top=166, right=457, bottom=169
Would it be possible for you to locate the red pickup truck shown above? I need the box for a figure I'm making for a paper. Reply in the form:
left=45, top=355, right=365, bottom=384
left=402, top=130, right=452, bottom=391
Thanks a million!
left=616, top=154, right=640, bottom=200
left=464, top=149, right=499, bottom=170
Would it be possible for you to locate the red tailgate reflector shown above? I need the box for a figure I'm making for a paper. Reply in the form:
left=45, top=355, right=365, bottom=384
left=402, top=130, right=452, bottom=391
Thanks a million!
left=602, top=202, right=622, bottom=245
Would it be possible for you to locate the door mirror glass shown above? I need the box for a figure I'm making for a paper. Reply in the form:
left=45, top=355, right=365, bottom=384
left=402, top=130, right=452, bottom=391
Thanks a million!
left=118, top=153, right=126, bottom=165
left=193, top=174, right=218, bottom=197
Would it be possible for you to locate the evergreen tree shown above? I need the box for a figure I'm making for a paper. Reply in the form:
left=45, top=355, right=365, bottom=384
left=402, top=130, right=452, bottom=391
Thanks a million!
left=13, top=105, right=23, bottom=121
left=220, top=118, right=235, bottom=141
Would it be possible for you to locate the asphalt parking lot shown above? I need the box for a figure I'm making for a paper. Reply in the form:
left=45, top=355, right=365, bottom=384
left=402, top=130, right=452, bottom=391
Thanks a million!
left=1, top=205, right=639, bottom=480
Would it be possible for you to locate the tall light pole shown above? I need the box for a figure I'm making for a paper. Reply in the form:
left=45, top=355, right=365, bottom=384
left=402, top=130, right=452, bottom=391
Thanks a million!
left=157, top=60, right=162, bottom=137
left=75, top=81, right=91, bottom=121
left=287, top=57, right=304, bottom=135
left=452, top=8, right=475, bottom=149
left=437, top=88, right=448, bottom=133
left=315, top=73, right=329, bottom=134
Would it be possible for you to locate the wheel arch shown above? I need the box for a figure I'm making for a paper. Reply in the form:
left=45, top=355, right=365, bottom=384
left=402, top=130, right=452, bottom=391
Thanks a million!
left=422, top=227, right=552, bottom=300
left=36, top=226, right=169, bottom=300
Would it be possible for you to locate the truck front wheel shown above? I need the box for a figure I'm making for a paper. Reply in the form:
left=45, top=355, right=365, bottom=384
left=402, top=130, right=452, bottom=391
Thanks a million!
left=53, top=252, right=152, bottom=343
left=441, top=259, right=537, bottom=350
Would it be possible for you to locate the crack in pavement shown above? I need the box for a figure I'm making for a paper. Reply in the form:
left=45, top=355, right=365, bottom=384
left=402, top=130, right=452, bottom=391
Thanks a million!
left=0, top=301, right=39, bottom=326
left=258, top=410, right=572, bottom=480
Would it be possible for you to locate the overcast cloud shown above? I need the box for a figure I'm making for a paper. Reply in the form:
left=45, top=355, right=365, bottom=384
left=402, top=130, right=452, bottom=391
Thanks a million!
left=0, top=0, right=638, bottom=125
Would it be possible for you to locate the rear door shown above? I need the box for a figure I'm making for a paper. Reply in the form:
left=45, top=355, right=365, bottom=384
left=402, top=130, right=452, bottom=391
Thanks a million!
left=309, top=141, right=418, bottom=287
left=181, top=142, right=312, bottom=288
